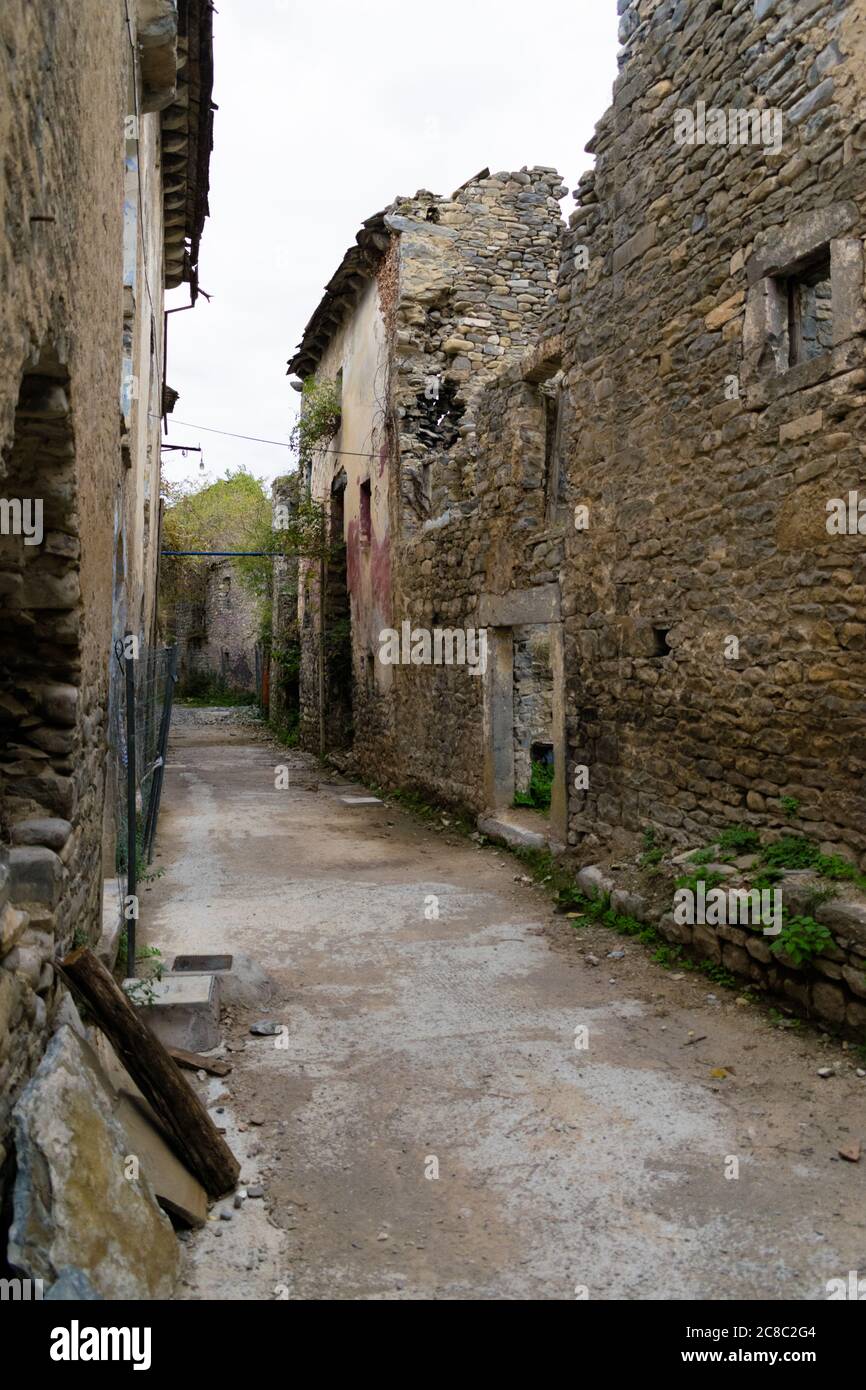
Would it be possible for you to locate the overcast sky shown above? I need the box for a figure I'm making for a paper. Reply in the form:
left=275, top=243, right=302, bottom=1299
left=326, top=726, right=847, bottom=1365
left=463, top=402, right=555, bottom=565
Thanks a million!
left=161, top=0, right=621, bottom=490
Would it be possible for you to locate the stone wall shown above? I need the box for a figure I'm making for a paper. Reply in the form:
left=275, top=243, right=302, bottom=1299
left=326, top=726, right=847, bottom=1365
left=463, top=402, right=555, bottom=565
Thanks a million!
left=556, top=0, right=866, bottom=863
left=0, top=0, right=214, bottom=1214
left=0, top=0, right=128, bottom=1184
left=172, top=560, right=260, bottom=695
left=327, top=0, right=866, bottom=872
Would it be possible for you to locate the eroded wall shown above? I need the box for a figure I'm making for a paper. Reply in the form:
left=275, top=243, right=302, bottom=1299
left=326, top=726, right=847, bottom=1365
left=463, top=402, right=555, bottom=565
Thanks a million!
left=557, top=0, right=866, bottom=862
left=0, top=0, right=128, bottom=1175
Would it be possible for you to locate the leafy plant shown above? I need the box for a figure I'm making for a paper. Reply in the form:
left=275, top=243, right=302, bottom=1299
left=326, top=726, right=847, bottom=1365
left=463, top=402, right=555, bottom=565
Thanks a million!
left=290, top=377, right=342, bottom=467
left=717, top=824, right=761, bottom=854
left=751, top=867, right=783, bottom=891
left=760, top=835, right=818, bottom=871
left=771, top=914, right=833, bottom=968
left=814, top=852, right=866, bottom=888
left=674, top=870, right=726, bottom=895
left=124, top=978, right=159, bottom=1007
left=753, top=834, right=866, bottom=890
left=780, top=796, right=800, bottom=820
left=514, top=759, right=555, bottom=811
left=701, top=961, right=737, bottom=989
left=688, top=847, right=717, bottom=866
left=639, top=827, right=664, bottom=869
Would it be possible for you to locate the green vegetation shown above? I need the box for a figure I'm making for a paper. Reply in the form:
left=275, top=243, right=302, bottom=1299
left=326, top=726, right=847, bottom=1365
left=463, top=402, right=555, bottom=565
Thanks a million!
left=115, top=817, right=165, bottom=885
left=562, top=888, right=660, bottom=945
left=780, top=796, right=801, bottom=820
left=674, top=869, right=726, bottom=895
left=771, top=914, right=834, bottom=968
left=639, top=827, right=664, bottom=870
left=701, top=961, right=737, bottom=990
left=514, top=759, right=555, bottom=811
left=688, top=847, right=717, bottom=866
left=760, top=835, right=818, bottom=871
left=751, top=867, right=783, bottom=891
left=177, top=674, right=254, bottom=707
left=116, top=938, right=164, bottom=985
left=290, top=377, right=342, bottom=466
left=716, top=824, right=761, bottom=855
left=758, top=835, right=866, bottom=889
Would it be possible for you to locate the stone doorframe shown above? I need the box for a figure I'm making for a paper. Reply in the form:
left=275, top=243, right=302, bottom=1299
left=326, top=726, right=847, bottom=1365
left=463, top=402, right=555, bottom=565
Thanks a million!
left=478, top=584, right=567, bottom=845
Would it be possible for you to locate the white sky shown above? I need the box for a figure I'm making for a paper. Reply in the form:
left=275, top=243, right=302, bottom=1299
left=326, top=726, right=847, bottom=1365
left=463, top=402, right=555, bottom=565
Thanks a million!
left=161, top=0, right=621, bottom=491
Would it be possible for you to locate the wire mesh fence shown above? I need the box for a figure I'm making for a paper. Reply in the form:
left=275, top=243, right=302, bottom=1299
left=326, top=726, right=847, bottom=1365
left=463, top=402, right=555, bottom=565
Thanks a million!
left=108, top=640, right=178, bottom=975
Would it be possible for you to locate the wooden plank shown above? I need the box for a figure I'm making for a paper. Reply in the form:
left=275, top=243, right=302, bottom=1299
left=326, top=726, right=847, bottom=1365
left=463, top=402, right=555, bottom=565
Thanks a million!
left=167, top=1046, right=232, bottom=1078
left=59, top=947, right=239, bottom=1198
left=114, top=1092, right=208, bottom=1229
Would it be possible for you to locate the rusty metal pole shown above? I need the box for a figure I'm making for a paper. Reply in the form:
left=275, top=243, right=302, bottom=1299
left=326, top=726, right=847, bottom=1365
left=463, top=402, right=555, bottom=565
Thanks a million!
left=124, top=639, right=137, bottom=979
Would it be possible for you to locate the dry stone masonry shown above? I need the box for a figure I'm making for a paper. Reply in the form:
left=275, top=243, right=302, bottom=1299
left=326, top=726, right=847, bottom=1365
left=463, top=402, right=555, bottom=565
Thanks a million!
left=0, top=0, right=215, bottom=1271
left=283, top=0, right=866, bottom=1036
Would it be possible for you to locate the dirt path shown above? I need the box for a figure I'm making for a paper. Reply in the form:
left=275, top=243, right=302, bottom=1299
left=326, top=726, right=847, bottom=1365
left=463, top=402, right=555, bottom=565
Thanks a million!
left=144, top=707, right=866, bottom=1301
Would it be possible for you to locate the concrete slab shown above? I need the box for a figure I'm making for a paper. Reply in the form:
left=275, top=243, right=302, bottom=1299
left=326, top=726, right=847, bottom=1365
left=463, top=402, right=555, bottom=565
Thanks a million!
left=124, top=971, right=221, bottom=1051
left=478, top=815, right=549, bottom=852
left=97, top=877, right=124, bottom=967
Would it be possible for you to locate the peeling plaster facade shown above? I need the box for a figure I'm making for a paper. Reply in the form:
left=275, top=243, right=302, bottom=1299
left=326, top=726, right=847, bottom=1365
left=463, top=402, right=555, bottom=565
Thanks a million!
left=288, top=168, right=566, bottom=762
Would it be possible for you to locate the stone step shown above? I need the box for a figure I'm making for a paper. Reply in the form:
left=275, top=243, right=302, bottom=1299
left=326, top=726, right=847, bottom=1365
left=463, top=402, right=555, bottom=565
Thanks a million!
left=123, top=972, right=221, bottom=1052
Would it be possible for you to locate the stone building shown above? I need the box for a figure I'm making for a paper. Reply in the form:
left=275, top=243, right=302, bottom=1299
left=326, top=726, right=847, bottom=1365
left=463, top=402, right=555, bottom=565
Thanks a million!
left=0, top=0, right=214, bottom=1210
left=282, top=0, right=866, bottom=1029
left=555, top=0, right=866, bottom=867
left=170, top=558, right=260, bottom=697
left=286, top=167, right=567, bottom=763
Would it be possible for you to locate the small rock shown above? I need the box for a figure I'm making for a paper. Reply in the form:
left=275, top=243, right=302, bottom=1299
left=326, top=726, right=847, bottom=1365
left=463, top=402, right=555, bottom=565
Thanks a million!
left=607, top=950, right=625, bottom=960
left=220, top=1209, right=233, bottom=1221
left=584, top=955, right=600, bottom=967
left=247, top=1185, right=265, bottom=1199
left=234, top=1192, right=244, bottom=1208
left=818, top=1068, right=835, bottom=1079
left=197, top=1070, right=207, bottom=1081
left=839, top=1141, right=861, bottom=1163
left=250, top=1021, right=282, bottom=1037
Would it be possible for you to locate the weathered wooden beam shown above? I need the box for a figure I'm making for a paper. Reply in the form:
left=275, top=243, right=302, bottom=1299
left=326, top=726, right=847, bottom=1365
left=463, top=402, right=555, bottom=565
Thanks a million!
left=167, top=1046, right=232, bottom=1078
left=59, top=948, right=239, bottom=1198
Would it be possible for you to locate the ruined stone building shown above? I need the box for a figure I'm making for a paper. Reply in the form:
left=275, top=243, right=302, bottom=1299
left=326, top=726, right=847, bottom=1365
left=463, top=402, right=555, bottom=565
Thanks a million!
left=170, top=558, right=260, bottom=697
left=286, top=167, right=567, bottom=758
left=282, top=0, right=866, bottom=1028
left=0, top=0, right=214, bottom=1207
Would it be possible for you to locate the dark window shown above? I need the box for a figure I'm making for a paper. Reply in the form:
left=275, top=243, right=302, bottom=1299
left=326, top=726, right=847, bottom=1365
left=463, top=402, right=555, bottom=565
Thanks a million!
left=359, top=478, right=371, bottom=542
left=785, top=252, right=833, bottom=367
left=652, top=626, right=672, bottom=657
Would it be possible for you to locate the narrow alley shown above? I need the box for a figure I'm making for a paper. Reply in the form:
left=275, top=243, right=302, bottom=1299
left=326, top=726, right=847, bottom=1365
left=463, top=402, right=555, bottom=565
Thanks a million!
left=146, top=708, right=866, bottom=1301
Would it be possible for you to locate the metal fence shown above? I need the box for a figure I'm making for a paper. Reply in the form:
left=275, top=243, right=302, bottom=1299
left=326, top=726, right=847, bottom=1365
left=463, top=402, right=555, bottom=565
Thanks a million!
left=108, top=640, right=178, bottom=977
